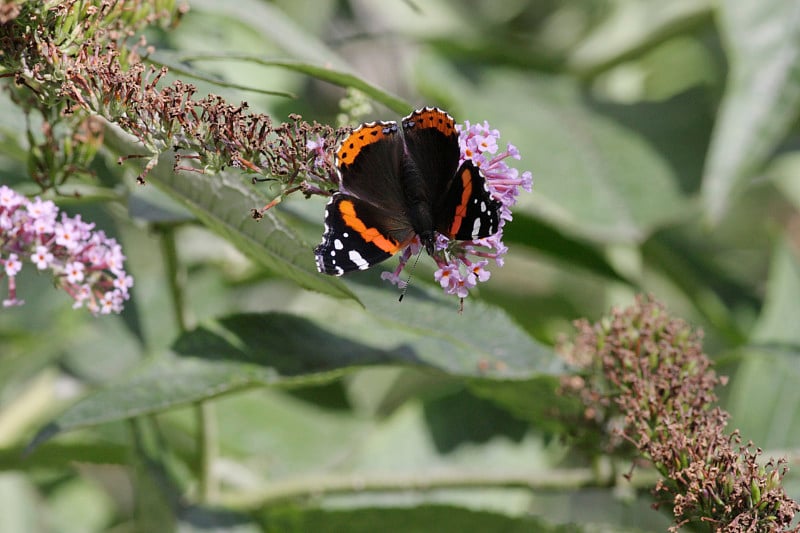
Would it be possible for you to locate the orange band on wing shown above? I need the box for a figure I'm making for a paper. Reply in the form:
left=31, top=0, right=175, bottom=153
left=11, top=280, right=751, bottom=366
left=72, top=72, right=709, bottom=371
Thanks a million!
left=448, top=167, right=473, bottom=237
left=407, top=108, right=456, bottom=137
left=336, top=122, right=396, bottom=168
left=339, top=200, right=402, bottom=254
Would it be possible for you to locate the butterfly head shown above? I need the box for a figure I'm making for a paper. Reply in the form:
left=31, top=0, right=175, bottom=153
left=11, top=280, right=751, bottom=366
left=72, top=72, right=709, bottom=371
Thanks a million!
left=420, top=230, right=437, bottom=257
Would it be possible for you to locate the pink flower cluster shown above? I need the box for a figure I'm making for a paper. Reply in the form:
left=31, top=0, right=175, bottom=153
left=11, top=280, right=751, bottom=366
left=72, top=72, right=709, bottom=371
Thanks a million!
left=382, top=120, right=533, bottom=299
left=0, top=186, right=133, bottom=314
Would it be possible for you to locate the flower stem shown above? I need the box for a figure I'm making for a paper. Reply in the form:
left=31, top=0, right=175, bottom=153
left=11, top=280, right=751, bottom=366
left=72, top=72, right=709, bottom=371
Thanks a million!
left=217, top=467, right=661, bottom=509
left=196, top=401, right=218, bottom=503
left=158, top=224, right=188, bottom=334
left=158, top=225, right=218, bottom=502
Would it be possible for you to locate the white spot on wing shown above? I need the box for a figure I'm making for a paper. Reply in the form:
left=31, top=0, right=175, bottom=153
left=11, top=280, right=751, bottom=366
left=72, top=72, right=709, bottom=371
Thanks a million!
left=472, top=218, right=482, bottom=238
left=334, top=239, right=343, bottom=250
left=348, top=250, right=369, bottom=270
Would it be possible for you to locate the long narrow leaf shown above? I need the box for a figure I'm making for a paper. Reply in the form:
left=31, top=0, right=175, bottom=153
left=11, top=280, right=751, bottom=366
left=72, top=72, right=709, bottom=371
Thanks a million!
left=152, top=51, right=411, bottom=115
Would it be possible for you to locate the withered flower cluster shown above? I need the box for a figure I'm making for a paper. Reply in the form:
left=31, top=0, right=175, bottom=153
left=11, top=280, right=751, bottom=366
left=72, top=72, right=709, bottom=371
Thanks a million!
left=1, top=0, right=340, bottom=206
left=560, top=296, right=799, bottom=532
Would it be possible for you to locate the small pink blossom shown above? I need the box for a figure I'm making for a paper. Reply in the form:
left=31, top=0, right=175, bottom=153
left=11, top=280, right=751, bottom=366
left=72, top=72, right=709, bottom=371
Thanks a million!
left=307, top=135, right=327, bottom=168
left=100, top=291, right=120, bottom=314
left=113, top=273, right=134, bottom=292
left=4, top=253, right=22, bottom=277
left=32, top=246, right=54, bottom=270
left=55, top=222, right=80, bottom=250
left=0, top=186, right=22, bottom=209
left=3, top=297, right=23, bottom=308
left=65, top=261, right=85, bottom=284
left=72, top=284, right=91, bottom=309
left=468, top=260, right=491, bottom=283
left=0, top=213, right=12, bottom=231
left=434, top=264, right=458, bottom=289
left=0, top=187, right=133, bottom=315
left=26, top=197, right=57, bottom=220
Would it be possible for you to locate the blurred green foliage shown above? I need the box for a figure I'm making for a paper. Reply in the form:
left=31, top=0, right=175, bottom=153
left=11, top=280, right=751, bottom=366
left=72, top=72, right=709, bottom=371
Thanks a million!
left=1, top=0, right=799, bottom=531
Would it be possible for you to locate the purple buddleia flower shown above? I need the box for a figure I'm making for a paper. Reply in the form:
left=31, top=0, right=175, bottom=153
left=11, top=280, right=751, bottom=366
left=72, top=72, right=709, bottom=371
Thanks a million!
left=0, top=185, right=133, bottom=314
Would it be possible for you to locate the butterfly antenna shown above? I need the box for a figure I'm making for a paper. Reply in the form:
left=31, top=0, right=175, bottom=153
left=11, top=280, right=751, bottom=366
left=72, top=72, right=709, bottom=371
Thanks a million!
left=398, top=248, right=424, bottom=302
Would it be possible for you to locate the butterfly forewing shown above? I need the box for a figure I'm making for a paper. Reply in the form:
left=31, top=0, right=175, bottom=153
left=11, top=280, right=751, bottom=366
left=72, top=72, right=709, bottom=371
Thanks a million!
left=336, top=121, right=407, bottom=214
left=401, top=108, right=461, bottom=205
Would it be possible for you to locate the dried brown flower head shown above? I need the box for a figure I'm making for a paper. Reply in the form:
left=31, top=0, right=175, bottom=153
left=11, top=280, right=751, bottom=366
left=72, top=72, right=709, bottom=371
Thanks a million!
left=560, top=295, right=799, bottom=532
left=1, top=0, right=342, bottom=203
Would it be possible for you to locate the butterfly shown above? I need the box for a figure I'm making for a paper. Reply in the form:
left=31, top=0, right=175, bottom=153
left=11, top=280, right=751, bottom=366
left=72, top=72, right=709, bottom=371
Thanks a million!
left=315, top=107, right=501, bottom=275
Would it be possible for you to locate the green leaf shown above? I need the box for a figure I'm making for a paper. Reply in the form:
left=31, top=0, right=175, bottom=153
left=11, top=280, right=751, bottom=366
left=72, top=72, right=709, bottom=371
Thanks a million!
left=0, top=441, right=129, bottom=470
left=146, top=52, right=296, bottom=98
left=152, top=51, right=411, bottom=115
left=723, top=237, right=800, bottom=448
left=178, top=506, right=260, bottom=533
left=29, top=285, right=560, bottom=447
left=589, top=87, right=714, bottom=195
left=468, top=376, right=579, bottom=433
left=256, top=504, right=646, bottom=533
left=140, top=151, right=356, bottom=301
left=702, top=0, right=800, bottom=223
left=102, top=125, right=354, bottom=301
left=769, top=152, right=800, bottom=212
left=724, top=346, right=800, bottom=449
left=641, top=227, right=755, bottom=344
left=128, top=184, right=195, bottom=224
left=752, top=236, right=800, bottom=345
left=48, top=477, right=115, bottom=533
left=350, top=286, right=557, bottom=375
left=504, top=213, right=629, bottom=284
left=0, top=474, right=42, bottom=533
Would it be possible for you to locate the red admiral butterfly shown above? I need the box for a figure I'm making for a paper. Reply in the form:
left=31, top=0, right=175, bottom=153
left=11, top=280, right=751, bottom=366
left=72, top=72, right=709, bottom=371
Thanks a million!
left=315, top=107, right=502, bottom=275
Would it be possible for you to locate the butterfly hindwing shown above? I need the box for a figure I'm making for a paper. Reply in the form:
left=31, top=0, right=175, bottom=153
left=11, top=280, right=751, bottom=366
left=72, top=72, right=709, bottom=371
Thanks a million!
left=315, top=193, right=413, bottom=275
left=436, top=160, right=501, bottom=240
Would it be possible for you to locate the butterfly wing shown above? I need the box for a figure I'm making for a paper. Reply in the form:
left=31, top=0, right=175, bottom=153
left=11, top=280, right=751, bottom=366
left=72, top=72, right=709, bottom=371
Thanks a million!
left=401, top=107, right=460, bottom=206
left=316, top=120, right=417, bottom=275
left=315, top=193, right=413, bottom=275
left=402, top=108, right=501, bottom=242
left=436, top=160, right=502, bottom=240
left=336, top=121, right=407, bottom=214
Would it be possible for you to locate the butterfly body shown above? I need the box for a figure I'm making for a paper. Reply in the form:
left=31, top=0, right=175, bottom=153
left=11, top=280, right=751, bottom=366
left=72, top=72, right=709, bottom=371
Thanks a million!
left=315, top=107, right=501, bottom=276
